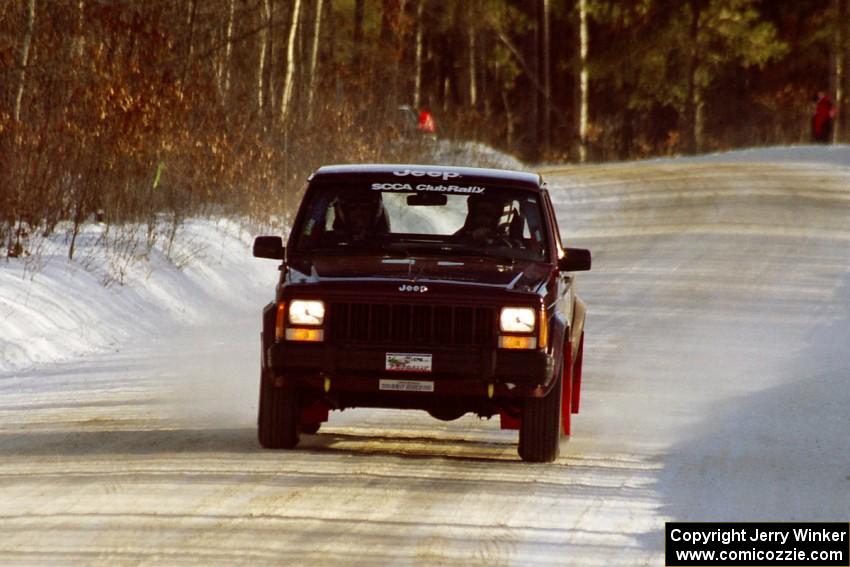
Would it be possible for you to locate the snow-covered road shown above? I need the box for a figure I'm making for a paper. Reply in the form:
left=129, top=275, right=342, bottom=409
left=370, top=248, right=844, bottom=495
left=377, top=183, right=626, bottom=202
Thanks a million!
left=1, top=150, right=849, bottom=565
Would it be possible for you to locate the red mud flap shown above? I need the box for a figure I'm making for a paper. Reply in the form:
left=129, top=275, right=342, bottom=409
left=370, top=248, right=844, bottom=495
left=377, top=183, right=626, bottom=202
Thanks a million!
left=561, top=341, right=573, bottom=436
left=300, top=401, right=330, bottom=426
left=499, top=411, right=520, bottom=430
left=500, top=338, right=578, bottom=434
left=571, top=333, right=584, bottom=414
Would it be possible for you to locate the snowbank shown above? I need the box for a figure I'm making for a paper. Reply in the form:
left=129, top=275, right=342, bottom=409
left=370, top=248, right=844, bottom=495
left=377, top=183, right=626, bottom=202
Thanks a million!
left=0, top=218, right=278, bottom=373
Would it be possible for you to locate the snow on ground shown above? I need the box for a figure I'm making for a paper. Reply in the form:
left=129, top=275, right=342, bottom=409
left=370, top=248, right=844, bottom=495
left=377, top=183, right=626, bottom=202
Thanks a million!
left=666, top=143, right=850, bottom=166
left=0, top=218, right=278, bottom=373
left=0, top=144, right=848, bottom=565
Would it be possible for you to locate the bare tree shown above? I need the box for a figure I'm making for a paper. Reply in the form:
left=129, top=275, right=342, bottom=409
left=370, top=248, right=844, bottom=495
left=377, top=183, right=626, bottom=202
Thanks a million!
left=224, top=0, right=235, bottom=98
left=463, top=0, right=478, bottom=109
left=182, top=0, right=197, bottom=84
left=682, top=0, right=709, bottom=154
left=379, top=0, right=403, bottom=112
left=354, top=0, right=365, bottom=71
left=307, top=0, right=324, bottom=119
left=833, top=0, right=847, bottom=141
left=522, top=0, right=540, bottom=159
left=74, top=0, right=85, bottom=59
left=469, top=25, right=478, bottom=108
left=14, top=0, right=36, bottom=123
left=577, top=0, right=589, bottom=162
left=279, top=0, right=302, bottom=125
left=413, top=0, right=425, bottom=109
left=258, top=0, right=271, bottom=111
left=542, top=0, right=551, bottom=150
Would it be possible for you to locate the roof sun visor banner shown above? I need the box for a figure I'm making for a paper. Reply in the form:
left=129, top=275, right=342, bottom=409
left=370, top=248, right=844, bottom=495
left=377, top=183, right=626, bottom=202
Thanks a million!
left=371, top=183, right=485, bottom=193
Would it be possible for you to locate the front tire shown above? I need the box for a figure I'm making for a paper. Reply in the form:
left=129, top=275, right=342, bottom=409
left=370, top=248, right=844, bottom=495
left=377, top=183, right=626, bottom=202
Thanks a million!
left=258, top=371, right=300, bottom=449
left=518, top=365, right=563, bottom=463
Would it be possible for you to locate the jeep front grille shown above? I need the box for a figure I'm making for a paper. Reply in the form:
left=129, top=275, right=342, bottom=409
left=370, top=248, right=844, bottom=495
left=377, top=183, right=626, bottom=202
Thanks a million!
left=328, top=302, right=494, bottom=346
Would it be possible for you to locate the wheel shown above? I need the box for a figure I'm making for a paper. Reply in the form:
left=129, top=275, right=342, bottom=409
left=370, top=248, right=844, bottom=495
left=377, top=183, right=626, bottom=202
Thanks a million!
left=257, top=370, right=300, bottom=449
left=301, top=421, right=321, bottom=434
left=518, top=361, right=563, bottom=463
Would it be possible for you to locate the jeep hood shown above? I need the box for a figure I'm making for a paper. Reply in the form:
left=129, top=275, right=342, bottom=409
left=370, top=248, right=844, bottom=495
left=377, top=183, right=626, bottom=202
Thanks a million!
left=287, top=255, right=550, bottom=293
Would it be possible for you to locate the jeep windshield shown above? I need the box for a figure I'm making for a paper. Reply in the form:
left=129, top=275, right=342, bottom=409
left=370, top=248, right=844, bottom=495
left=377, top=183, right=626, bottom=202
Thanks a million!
left=292, top=182, right=550, bottom=262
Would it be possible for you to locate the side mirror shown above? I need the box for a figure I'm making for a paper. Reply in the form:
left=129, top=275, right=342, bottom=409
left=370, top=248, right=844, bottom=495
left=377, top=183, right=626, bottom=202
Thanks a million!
left=253, top=236, right=286, bottom=260
left=558, top=247, right=591, bottom=272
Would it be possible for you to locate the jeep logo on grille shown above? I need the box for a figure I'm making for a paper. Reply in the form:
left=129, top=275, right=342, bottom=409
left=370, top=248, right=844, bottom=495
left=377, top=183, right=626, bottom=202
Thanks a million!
left=399, top=284, right=429, bottom=293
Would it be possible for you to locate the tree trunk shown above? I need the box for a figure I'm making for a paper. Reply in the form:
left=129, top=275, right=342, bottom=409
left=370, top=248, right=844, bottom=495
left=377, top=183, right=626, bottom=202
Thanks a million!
left=542, top=0, right=551, bottom=152
left=413, top=0, right=425, bottom=109
left=682, top=0, right=704, bottom=155
left=469, top=26, right=478, bottom=108
left=577, top=0, right=589, bottom=163
left=353, top=0, right=365, bottom=72
left=14, top=0, right=36, bottom=123
left=833, top=0, right=847, bottom=142
left=224, top=0, right=235, bottom=98
left=522, top=0, right=540, bottom=161
left=461, top=0, right=478, bottom=110
left=695, top=88, right=705, bottom=153
left=379, top=0, right=402, bottom=114
left=68, top=180, right=90, bottom=262
left=74, top=0, right=85, bottom=60
left=182, top=0, right=197, bottom=84
left=307, top=0, right=324, bottom=120
left=267, top=0, right=277, bottom=117
left=279, top=0, right=302, bottom=125
left=619, top=105, right=634, bottom=159
left=258, top=0, right=271, bottom=111
left=502, top=90, right=515, bottom=151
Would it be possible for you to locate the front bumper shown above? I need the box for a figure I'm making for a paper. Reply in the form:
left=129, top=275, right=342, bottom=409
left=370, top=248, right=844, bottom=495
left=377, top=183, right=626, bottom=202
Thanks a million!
left=267, top=342, right=555, bottom=398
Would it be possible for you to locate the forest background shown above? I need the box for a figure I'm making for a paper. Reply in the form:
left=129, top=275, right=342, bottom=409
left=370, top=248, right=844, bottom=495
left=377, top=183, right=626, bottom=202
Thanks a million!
left=1, top=0, right=848, bottom=260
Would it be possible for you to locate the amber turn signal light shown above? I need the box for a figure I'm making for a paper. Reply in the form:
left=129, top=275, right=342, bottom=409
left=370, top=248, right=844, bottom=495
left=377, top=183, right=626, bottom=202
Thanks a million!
left=538, top=307, right=548, bottom=350
left=498, top=335, right=538, bottom=350
left=285, top=328, right=324, bottom=342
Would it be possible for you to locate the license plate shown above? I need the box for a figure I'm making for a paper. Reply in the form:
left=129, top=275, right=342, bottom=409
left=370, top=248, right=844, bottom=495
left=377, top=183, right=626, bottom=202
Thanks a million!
left=379, top=379, right=434, bottom=393
left=385, top=352, right=433, bottom=373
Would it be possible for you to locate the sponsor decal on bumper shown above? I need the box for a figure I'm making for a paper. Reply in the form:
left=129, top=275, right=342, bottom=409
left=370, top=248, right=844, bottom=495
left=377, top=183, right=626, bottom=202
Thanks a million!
left=385, top=353, right=433, bottom=373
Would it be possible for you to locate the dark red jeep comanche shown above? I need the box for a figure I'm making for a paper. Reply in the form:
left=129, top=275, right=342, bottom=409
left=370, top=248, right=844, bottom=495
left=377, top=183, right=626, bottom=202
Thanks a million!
left=253, top=164, right=590, bottom=462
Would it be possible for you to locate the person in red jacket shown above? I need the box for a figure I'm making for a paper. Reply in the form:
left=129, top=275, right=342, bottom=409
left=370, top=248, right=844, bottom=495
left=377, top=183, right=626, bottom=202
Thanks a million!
left=811, top=91, right=836, bottom=143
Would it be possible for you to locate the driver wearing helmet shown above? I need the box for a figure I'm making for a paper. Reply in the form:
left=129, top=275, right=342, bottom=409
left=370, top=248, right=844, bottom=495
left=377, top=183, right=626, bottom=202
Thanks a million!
left=333, top=191, right=389, bottom=242
left=455, top=194, right=511, bottom=245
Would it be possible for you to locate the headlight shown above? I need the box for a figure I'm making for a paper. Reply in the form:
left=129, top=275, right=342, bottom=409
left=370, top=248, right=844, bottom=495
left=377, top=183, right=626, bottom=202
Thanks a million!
left=289, top=300, right=325, bottom=326
left=500, top=307, right=536, bottom=333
